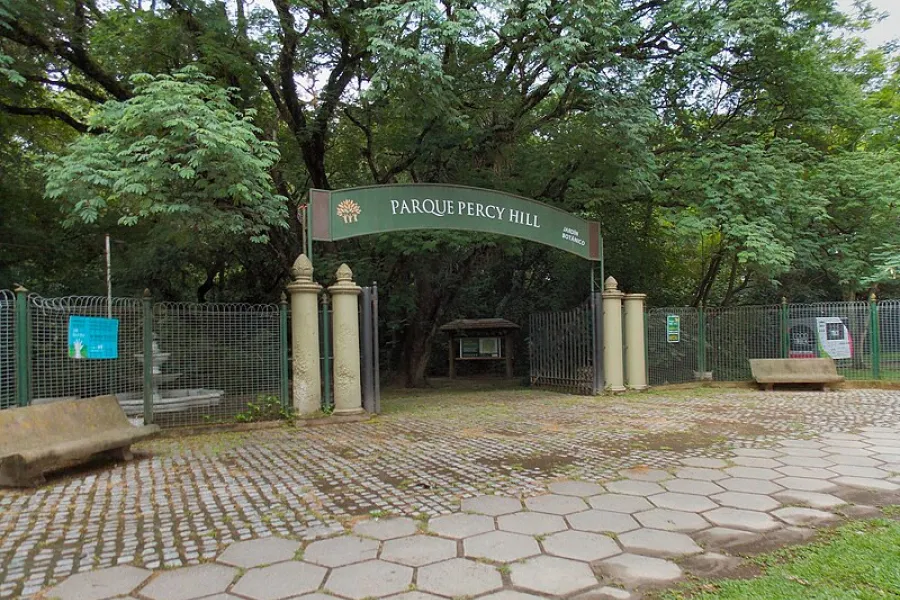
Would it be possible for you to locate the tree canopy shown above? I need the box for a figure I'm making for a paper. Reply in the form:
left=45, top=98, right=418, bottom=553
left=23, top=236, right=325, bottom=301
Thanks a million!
left=1, top=0, right=898, bottom=384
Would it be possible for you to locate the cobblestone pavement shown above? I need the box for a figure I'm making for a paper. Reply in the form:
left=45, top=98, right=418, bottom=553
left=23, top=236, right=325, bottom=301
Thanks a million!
left=1, top=387, right=899, bottom=598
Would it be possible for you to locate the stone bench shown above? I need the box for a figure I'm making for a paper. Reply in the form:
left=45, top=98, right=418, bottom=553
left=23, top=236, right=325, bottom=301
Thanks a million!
left=749, top=358, right=845, bottom=391
left=0, top=395, right=159, bottom=487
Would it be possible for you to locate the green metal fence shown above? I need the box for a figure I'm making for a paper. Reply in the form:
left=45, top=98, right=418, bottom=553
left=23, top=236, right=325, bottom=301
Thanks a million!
left=1, top=291, right=290, bottom=428
left=0, top=290, right=15, bottom=409
left=648, top=300, right=895, bottom=385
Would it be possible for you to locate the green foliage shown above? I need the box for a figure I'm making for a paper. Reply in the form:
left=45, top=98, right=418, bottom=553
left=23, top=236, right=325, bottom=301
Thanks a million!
left=234, top=394, right=291, bottom=423
left=661, top=519, right=900, bottom=599
left=43, top=67, right=287, bottom=242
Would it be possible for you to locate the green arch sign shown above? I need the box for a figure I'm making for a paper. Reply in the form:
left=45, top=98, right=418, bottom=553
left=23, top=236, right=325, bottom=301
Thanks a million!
left=309, top=184, right=601, bottom=261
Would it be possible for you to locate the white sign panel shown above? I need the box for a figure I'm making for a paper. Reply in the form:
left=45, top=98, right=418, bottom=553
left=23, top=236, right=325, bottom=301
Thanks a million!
left=815, top=317, right=852, bottom=359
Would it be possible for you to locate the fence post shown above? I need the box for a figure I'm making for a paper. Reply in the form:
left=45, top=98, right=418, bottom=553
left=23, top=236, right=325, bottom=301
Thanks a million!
left=14, top=285, right=30, bottom=407
left=601, top=276, right=626, bottom=393
left=142, top=289, right=154, bottom=425
left=372, top=282, right=381, bottom=414
left=870, top=293, right=881, bottom=380
left=329, top=264, right=364, bottom=415
left=321, top=293, right=332, bottom=411
left=780, top=297, right=790, bottom=359
left=279, top=293, right=290, bottom=410
left=698, top=304, right=707, bottom=377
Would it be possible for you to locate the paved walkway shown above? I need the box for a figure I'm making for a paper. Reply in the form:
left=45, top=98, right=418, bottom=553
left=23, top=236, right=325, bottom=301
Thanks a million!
left=1, top=387, right=899, bottom=599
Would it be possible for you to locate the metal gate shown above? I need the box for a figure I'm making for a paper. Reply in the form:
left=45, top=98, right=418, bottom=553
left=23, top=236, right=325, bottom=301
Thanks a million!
left=529, top=292, right=603, bottom=394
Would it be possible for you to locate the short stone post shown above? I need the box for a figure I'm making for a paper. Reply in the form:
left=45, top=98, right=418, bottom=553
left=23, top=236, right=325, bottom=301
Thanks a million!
left=329, top=264, right=365, bottom=415
left=602, top=276, right=626, bottom=393
left=624, top=293, right=648, bottom=390
left=286, top=254, right=322, bottom=415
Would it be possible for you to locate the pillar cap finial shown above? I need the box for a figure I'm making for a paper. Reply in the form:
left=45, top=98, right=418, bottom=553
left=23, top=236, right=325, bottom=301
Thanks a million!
left=336, top=263, right=353, bottom=282
left=291, top=254, right=314, bottom=282
left=604, top=276, right=618, bottom=291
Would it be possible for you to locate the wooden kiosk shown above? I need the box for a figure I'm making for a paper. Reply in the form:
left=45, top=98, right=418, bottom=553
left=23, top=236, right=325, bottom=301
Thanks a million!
left=440, top=319, right=519, bottom=379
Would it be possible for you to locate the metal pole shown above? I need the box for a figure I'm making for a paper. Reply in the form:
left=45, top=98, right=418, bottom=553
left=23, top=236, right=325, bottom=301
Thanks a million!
left=360, top=287, right=375, bottom=413
left=306, top=195, right=313, bottom=263
left=321, top=293, right=332, bottom=411
left=279, top=293, right=290, bottom=410
left=14, top=285, right=30, bottom=407
left=372, top=282, right=381, bottom=414
left=870, top=293, right=881, bottom=380
left=698, top=304, right=707, bottom=376
left=142, top=289, right=154, bottom=425
left=781, top=297, right=790, bottom=359
left=105, top=234, right=112, bottom=319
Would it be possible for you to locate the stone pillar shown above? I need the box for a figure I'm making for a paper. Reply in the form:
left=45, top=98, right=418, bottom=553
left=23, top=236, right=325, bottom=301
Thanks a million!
left=624, top=293, right=648, bottom=390
left=329, top=264, right=364, bottom=415
left=286, top=254, right=322, bottom=415
left=602, top=276, right=626, bottom=393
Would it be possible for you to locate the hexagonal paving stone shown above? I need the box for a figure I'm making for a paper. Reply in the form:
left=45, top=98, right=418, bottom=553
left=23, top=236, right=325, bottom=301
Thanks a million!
left=681, top=457, right=729, bottom=468
left=828, top=465, right=889, bottom=479
left=325, top=560, right=413, bottom=600
left=429, top=513, right=495, bottom=539
left=823, top=446, right=873, bottom=456
left=772, top=507, right=838, bottom=526
left=542, top=530, right=622, bottom=562
left=675, top=467, right=729, bottom=481
left=718, top=477, right=784, bottom=494
left=773, top=490, right=846, bottom=509
left=353, top=517, right=418, bottom=540
left=731, top=457, right=783, bottom=469
left=777, top=466, right=837, bottom=479
left=510, top=555, right=598, bottom=596
left=479, top=592, right=546, bottom=600
left=417, top=558, right=503, bottom=598
left=724, top=466, right=781, bottom=480
left=693, top=527, right=761, bottom=549
left=499, top=511, right=568, bottom=535
left=525, top=494, right=589, bottom=515
left=464, top=530, right=540, bottom=562
left=732, top=448, right=783, bottom=458
left=703, top=508, right=780, bottom=532
left=142, top=564, right=238, bottom=600
left=777, top=456, right=834, bottom=468
left=606, top=480, right=665, bottom=496
left=599, top=553, right=682, bottom=585
left=232, top=561, right=327, bottom=600
left=618, top=528, right=702, bottom=557
left=826, top=455, right=883, bottom=467
left=304, top=535, right=379, bottom=567
left=619, top=467, right=671, bottom=482
left=550, top=481, right=605, bottom=497
left=588, top=493, right=653, bottom=513
left=217, top=537, right=301, bottom=568
left=568, top=510, right=640, bottom=534
left=649, top=492, right=717, bottom=513
left=782, top=448, right=829, bottom=458
left=779, top=440, right=824, bottom=449
left=44, top=565, right=151, bottom=600
left=772, top=477, right=837, bottom=492
left=382, top=535, right=458, bottom=566
left=822, top=439, right=870, bottom=448
left=662, top=479, right=725, bottom=496
left=633, top=509, right=709, bottom=532
left=386, top=594, right=445, bottom=600
left=711, top=491, right=780, bottom=512
left=461, top=495, right=522, bottom=516
left=831, top=476, right=899, bottom=491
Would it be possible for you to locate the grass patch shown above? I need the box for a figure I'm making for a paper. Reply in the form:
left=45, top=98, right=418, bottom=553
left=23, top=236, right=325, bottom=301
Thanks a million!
left=660, top=519, right=900, bottom=599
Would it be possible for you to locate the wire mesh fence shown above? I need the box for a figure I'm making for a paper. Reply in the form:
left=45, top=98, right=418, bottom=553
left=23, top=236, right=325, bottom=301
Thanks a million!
left=0, top=290, right=15, bottom=409
left=151, top=301, right=284, bottom=428
left=648, top=300, right=890, bottom=384
left=28, top=295, right=143, bottom=404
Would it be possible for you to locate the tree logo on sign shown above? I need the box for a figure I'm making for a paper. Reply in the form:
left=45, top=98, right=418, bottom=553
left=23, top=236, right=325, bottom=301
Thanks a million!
left=336, top=199, right=361, bottom=223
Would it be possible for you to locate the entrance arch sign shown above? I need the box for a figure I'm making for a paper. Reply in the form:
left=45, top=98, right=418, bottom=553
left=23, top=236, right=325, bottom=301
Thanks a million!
left=310, top=184, right=601, bottom=261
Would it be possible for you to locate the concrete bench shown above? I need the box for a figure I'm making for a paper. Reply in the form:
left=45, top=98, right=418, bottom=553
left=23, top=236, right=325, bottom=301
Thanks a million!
left=749, top=358, right=845, bottom=391
left=0, top=395, right=159, bottom=487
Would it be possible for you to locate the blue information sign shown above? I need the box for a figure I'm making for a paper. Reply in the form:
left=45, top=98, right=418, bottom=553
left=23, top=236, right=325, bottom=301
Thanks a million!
left=68, top=316, right=119, bottom=359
